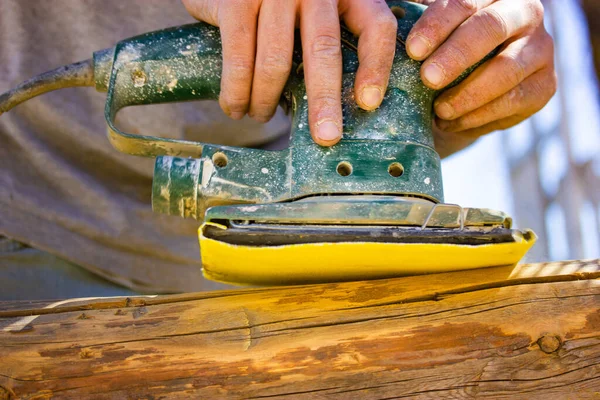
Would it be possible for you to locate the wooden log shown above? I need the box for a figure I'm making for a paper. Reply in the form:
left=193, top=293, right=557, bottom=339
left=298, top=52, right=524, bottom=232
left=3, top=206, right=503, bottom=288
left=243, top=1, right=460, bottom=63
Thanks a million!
left=0, top=260, right=599, bottom=399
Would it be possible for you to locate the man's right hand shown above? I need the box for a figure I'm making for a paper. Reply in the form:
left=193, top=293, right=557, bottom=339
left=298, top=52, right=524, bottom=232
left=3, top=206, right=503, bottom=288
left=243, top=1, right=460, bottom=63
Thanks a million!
left=181, top=0, right=398, bottom=146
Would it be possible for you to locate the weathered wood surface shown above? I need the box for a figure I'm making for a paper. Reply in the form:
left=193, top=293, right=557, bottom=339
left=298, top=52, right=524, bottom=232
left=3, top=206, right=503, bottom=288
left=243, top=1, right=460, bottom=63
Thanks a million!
left=0, top=260, right=599, bottom=399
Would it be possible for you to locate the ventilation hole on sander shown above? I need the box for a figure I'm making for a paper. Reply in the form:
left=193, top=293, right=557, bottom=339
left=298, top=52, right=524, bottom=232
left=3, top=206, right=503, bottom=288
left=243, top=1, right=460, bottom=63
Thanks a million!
left=388, top=162, right=404, bottom=178
left=212, top=152, right=228, bottom=168
left=337, top=161, right=353, bottom=177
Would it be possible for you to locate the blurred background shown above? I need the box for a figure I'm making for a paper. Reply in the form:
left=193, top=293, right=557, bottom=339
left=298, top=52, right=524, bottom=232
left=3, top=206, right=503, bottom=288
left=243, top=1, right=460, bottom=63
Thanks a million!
left=443, top=0, right=600, bottom=263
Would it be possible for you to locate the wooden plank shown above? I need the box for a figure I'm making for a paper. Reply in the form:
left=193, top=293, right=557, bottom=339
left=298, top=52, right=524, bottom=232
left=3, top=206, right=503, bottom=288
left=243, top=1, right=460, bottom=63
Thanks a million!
left=0, top=260, right=599, bottom=399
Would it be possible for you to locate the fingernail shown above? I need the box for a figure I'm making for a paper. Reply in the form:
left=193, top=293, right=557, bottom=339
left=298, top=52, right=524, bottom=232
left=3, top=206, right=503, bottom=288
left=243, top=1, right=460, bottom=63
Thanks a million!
left=423, top=63, right=445, bottom=88
left=316, top=120, right=341, bottom=142
left=407, top=35, right=430, bottom=59
left=435, top=102, right=454, bottom=119
left=360, top=86, right=383, bottom=109
left=230, top=111, right=245, bottom=120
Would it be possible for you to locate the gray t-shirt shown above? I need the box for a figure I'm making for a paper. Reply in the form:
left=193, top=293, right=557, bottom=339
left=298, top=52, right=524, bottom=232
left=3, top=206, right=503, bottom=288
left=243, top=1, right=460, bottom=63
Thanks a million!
left=0, top=0, right=290, bottom=292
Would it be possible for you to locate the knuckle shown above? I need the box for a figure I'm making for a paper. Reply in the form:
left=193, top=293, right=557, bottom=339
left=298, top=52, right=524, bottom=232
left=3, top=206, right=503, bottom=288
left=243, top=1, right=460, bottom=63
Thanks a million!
left=524, top=74, right=554, bottom=113
left=258, top=52, right=291, bottom=80
left=226, top=55, right=254, bottom=81
left=527, top=0, right=545, bottom=26
left=359, top=52, right=393, bottom=74
left=477, top=8, right=510, bottom=42
left=441, top=43, right=472, bottom=72
left=310, top=33, right=342, bottom=60
left=222, top=91, right=250, bottom=112
left=529, top=76, right=547, bottom=99
left=311, top=88, right=339, bottom=107
left=450, top=0, right=478, bottom=15
left=371, top=14, right=399, bottom=54
left=502, top=54, right=527, bottom=87
left=541, top=70, right=558, bottom=100
left=451, top=87, right=478, bottom=114
left=542, top=31, right=556, bottom=60
left=375, top=12, right=399, bottom=33
left=504, top=84, right=525, bottom=111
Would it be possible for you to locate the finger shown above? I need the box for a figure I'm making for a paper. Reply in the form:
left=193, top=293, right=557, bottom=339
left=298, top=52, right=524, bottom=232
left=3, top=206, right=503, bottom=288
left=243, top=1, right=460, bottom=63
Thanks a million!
left=432, top=122, right=479, bottom=159
left=301, top=0, right=343, bottom=146
left=436, top=67, right=557, bottom=133
left=406, top=0, right=494, bottom=61
left=218, top=0, right=261, bottom=120
left=248, top=0, right=296, bottom=123
left=434, top=27, right=554, bottom=120
left=421, top=0, right=545, bottom=89
left=434, top=115, right=524, bottom=158
left=341, top=0, right=397, bottom=111
left=182, top=0, right=220, bottom=25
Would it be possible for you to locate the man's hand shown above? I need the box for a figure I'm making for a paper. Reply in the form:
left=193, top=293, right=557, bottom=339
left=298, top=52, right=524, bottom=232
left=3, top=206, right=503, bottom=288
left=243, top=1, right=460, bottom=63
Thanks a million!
left=407, top=0, right=557, bottom=158
left=182, top=0, right=398, bottom=146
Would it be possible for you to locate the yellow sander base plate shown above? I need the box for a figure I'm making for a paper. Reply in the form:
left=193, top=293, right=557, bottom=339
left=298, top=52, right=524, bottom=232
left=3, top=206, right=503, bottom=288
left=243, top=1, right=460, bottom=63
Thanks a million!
left=199, top=223, right=537, bottom=286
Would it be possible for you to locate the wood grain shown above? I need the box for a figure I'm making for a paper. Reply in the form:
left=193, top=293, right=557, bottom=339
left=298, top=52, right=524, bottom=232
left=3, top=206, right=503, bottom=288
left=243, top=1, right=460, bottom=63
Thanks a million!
left=0, top=260, right=599, bottom=399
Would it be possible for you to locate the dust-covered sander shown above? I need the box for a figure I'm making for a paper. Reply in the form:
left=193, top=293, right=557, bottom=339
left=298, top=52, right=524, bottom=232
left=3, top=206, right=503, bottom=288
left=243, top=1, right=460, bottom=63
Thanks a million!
left=0, top=1, right=535, bottom=285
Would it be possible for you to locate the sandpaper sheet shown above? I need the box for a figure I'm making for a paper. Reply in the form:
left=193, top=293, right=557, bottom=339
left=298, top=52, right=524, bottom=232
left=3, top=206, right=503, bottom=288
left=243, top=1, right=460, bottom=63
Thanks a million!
left=199, top=223, right=537, bottom=286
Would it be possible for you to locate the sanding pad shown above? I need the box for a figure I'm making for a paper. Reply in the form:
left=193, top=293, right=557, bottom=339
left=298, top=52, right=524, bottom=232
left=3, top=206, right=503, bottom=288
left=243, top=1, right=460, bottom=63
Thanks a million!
left=199, top=222, right=537, bottom=286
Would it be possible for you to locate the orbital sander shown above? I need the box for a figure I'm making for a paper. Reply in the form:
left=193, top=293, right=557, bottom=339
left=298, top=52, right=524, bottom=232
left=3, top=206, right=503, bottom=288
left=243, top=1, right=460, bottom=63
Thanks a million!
left=0, top=1, right=536, bottom=285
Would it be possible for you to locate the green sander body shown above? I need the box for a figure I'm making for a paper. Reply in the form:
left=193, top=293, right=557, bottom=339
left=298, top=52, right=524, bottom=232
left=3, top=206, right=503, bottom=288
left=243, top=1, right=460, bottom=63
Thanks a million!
left=0, top=1, right=536, bottom=285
